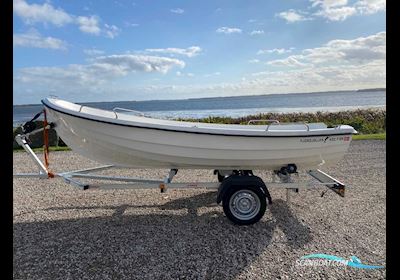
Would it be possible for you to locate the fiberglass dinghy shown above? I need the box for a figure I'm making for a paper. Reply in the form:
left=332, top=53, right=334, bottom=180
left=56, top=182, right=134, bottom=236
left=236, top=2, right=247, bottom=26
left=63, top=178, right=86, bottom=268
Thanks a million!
left=42, top=97, right=357, bottom=170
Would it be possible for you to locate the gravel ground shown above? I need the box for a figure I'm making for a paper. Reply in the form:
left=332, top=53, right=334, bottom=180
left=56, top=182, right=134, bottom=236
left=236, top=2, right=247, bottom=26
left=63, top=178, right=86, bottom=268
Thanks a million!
left=13, top=140, right=386, bottom=279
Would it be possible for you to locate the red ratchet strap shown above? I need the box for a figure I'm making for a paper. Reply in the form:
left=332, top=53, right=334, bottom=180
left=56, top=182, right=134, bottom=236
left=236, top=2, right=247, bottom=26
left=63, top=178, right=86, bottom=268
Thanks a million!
left=43, top=109, right=55, bottom=178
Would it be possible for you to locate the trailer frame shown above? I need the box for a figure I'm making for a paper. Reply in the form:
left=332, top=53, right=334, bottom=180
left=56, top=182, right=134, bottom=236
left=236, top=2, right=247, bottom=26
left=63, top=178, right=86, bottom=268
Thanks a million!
left=14, top=133, right=347, bottom=224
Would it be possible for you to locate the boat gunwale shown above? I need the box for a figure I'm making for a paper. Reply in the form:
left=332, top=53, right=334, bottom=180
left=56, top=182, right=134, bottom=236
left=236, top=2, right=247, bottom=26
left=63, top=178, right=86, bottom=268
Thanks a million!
left=42, top=98, right=356, bottom=138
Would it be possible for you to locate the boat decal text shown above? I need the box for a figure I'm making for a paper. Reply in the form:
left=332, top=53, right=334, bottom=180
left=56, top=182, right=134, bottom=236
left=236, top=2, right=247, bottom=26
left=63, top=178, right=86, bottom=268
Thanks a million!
left=300, top=136, right=350, bottom=143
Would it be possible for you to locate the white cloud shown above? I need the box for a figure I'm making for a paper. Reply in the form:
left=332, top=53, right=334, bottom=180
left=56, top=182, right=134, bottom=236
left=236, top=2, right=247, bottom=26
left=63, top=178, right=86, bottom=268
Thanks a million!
left=248, top=59, right=260, bottom=63
left=250, top=30, right=264, bottom=36
left=76, top=17, right=120, bottom=38
left=14, top=31, right=386, bottom=102
left=278, top=0, right=385, bottom=23
left=83, top=48, right=105, bottom=56
left=76, top=16, right=101, bottom=35
left=310, top=0, right=385, bottom=21
left=255, top=62, right=384, bottom=90
left=310, top=0, right=349, bottom=9
left=14, top=58, right=385, bottom=103
left=216, top=27, right=242, bottom=34
left=118, top=60, right=384, bottom=97
left=314, top=5, right=357, bottom=21
left=104, top=24, right=120, bottom=38
left=145, top=46, right=202, bottom=57
left=257, top=48, right=292, bottom=55
left=266, top=31, right=385, bottom=67
left=170, top=8, right=184, bottom=14
left=277, top=9, right=311, bottom=23
left=13, top=29, right=67, bottom=50
left=76, top=16, right=121, bottom=38
left=325, top=31, right=386, bottom=62
left=137, top=58, right=384, bottom=98
left=267, top=57, right=308, bottom=67
left=355, top=0, right=386, bottom=14
left=15, top=54, right=185, bottom=89
left=94, top=55, right=185, bottom=74
left=14, top=55, right=186, bottom=102
left=244, top=62, right=383, bottom=94
left=13, top=0, right=73, bottom=26
left=14, top=0, right=119, bottom=38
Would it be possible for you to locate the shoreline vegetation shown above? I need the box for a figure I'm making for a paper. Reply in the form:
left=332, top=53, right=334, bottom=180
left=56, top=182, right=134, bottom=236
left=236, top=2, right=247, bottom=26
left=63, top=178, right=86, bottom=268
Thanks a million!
left=13, top=108, right=386, bottom=151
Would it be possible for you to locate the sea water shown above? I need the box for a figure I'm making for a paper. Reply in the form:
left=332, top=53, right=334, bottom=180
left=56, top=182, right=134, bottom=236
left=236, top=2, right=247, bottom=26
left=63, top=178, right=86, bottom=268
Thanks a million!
left=13, top=90, right=385, bottom=127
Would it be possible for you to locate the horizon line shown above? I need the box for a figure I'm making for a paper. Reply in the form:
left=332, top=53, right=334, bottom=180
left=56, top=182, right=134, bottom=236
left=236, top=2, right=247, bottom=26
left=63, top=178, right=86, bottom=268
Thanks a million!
left=13, top=87, right=386, bottom=106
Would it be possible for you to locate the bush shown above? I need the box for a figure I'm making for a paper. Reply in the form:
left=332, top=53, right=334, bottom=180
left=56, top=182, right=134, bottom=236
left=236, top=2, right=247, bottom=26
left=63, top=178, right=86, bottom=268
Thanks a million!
left=180, top=109, right=386, bottom=135
left=13, top=121, right=59, bottom=149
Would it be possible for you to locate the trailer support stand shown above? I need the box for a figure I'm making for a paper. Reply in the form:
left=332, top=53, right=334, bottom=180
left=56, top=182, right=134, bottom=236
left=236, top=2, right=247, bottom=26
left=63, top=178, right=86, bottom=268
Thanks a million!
left=14, top=134, right=50, bottom=178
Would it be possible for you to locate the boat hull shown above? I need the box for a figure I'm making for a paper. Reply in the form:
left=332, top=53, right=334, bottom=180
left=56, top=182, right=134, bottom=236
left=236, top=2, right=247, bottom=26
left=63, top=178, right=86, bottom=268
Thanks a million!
left=46, top=108, right=353, bottom=170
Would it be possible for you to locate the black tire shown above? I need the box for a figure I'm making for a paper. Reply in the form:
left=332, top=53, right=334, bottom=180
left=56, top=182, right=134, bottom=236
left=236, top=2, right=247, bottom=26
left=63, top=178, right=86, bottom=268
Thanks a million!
left=222, top=184, right=267, bottom=225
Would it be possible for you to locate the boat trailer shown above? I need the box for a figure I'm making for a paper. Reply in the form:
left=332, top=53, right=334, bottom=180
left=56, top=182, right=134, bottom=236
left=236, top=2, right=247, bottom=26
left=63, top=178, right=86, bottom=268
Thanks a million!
left=14, top=131, right=346, bottom=225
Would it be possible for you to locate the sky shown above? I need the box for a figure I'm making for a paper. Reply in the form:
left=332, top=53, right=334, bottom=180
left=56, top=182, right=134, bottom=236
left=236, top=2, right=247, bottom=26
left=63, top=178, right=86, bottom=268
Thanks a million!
left=13, top=0, right=386, bottom=105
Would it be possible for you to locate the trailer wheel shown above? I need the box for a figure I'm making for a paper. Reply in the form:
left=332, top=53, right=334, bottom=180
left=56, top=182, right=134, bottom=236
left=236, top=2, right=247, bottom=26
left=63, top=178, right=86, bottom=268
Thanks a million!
left=222, top=185, right=266, bottom=225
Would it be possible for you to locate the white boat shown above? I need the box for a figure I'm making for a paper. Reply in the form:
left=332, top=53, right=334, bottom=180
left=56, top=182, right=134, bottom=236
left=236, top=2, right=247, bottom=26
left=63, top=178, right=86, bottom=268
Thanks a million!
left=42, top=97, right=357, bottom=170
left=14, top=97, right=357, bottom=225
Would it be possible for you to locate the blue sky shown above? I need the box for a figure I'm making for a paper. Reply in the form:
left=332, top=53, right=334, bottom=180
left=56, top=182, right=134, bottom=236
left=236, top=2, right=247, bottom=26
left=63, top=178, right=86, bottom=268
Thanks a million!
left=13, top=0, right=386, bottom=104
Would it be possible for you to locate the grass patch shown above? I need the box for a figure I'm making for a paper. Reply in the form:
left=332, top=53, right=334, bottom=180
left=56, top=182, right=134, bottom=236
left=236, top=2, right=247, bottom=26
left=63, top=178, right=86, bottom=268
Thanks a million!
left=13, top=146, right=71, bottom=153
left=352, top=133, right=386, bottom=140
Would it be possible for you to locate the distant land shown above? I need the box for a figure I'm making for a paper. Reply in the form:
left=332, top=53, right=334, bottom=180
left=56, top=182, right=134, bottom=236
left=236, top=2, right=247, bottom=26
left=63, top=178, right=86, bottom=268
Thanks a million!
left=14, top=88, right=386, bottom=106
left=356, top=88, right=386, bottom=92
left=186, top=88, right=386, bottom=101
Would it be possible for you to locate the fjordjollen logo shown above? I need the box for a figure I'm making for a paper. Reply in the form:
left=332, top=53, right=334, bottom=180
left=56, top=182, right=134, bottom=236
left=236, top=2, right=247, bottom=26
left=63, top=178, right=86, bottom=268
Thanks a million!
left=296, top=254, right=384, bottom=269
